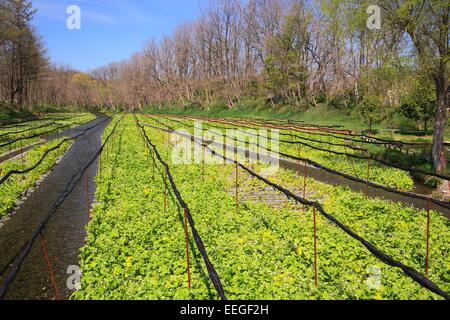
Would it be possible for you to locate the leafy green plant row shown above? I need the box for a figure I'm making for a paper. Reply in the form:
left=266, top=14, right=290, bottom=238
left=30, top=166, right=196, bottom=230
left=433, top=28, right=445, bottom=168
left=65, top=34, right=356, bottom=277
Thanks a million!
left=151, top=116, right=414, bottom=191
left=0, top=113, right=95, bottom=156
left=206, top=116, right=439, bottom=181
left=0, top=113, right=93, bottom=137
left=0, top=138, right=72, bottom=218
left=74, top=115, right=447, bottom=300
left=157, top=114, right=449, bottom=299
left=73, top=116, right=213, bottom=299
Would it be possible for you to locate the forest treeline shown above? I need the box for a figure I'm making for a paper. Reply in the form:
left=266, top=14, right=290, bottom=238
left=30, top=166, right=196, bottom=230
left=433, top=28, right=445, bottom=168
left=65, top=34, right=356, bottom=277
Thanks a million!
left=0, top=0, right=448, bottom=171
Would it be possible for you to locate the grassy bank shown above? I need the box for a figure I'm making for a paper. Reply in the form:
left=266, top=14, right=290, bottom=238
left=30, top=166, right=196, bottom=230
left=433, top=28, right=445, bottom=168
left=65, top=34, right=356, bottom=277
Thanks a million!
left=142, top=102, right=450, bottom=180
left=143, top=102, right=404, bottom=130
left=0, top=105, right=99, bottom=125
left=143, top=102, right=450, bottom=142
left=0, top=107, right=35, bottom=124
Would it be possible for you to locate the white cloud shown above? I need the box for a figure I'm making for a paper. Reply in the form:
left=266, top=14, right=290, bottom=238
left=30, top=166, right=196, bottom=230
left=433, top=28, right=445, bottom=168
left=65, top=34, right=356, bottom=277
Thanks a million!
left=34, top=0, right=149, bottom=25
left=34, top=0, right=206, bottom=26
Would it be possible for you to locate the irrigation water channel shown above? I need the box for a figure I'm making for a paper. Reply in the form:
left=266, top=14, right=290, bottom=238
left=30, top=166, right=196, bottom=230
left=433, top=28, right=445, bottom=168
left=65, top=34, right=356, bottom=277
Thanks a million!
left=0, top=114, right=110, bottom=300
left=0, top=117, right=101, bottom=164
left=143, top=122, right=450, bottom=218
left=0, top=115, right=446, bottom=300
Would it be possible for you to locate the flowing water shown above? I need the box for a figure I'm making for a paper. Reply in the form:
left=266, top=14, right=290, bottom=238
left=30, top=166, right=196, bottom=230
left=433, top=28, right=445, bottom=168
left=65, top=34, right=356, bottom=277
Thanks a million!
left=0, top=115, right=109, bottom=300
left=0, top=117, right=446, bottom=300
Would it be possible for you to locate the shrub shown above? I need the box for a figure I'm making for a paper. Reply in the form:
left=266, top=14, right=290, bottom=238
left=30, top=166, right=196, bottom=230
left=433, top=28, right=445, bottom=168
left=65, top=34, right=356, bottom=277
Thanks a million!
left=400, top=91, right=436, bottom=132
left=329, top=90, right=357, bottom=109
left=314, top=91, right=327, bottom=104
left=357, top=95, right=385, bottom=131
left=184, top=101, right=203, bottom=110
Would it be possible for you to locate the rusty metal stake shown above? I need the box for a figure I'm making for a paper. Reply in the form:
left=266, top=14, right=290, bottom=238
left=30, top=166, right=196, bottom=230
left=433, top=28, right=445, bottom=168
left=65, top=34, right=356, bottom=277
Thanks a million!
left=164, top=172, right=167, bottom=212
left=39, top=232, right=61, bottom=300
left=313, top=207, right=318, bottom=288
left=151, top=146, right=156, bottom=180
left=184, top=208, right=191, bottom=289
left=426, top=199, right=431, bottom=275
left=202, top=145, right=205, bottom=180
left=365, top=157, right=371, bottom=195
left=99, top=153, right=102, bottom=180
left=235, top=159, right=239, bottom=215
left=85, top=172, right=90, bottom=222
left=303, top=163, right=308, bottom=199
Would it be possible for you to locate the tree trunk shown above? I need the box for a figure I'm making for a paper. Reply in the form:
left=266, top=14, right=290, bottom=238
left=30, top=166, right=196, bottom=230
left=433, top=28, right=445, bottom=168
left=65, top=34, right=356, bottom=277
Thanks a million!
left=432, top=75, right=447, bottom=173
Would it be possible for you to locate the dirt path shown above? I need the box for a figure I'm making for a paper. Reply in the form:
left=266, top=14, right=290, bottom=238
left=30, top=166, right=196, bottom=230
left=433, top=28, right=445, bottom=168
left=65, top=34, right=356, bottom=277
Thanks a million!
left=0, top=114, right=110, bottom=300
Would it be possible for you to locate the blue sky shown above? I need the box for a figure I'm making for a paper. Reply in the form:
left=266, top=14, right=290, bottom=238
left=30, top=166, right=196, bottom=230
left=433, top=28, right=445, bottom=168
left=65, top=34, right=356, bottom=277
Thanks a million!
left=33, top=0, right=208, bottom=71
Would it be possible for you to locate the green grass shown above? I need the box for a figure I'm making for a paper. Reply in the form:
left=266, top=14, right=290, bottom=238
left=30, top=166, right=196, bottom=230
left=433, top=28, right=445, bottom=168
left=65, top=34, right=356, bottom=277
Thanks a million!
left=0, top=106, right=35, bottom=124
left=143, top=102, right=450, bottom=179
left=143, top=101, right=402, bottom=131
left=0, top=105, right=100, bottom=124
